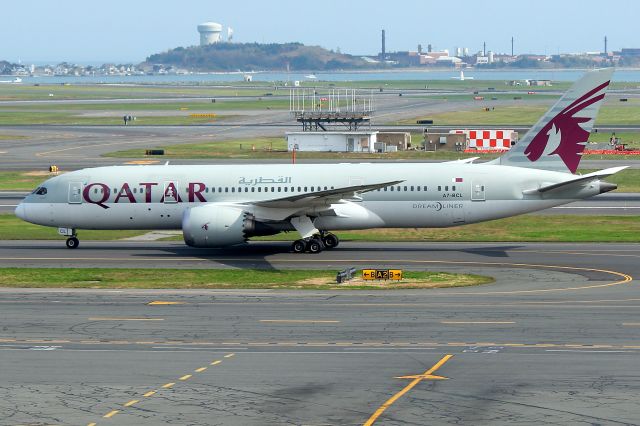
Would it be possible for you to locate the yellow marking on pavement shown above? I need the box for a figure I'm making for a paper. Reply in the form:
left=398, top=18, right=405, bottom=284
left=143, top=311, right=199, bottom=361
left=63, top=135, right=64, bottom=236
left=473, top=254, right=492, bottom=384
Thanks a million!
left=124, top=160, right=160, bottom=165
left=260, top=319, right=340, bottom=324
left=211, top=360, right=222, bottom=365
left=147, top=301, right=185, bottom=305
left=179, top=374, right=192, bottom=381
left=363, top=354, right=453, bottom=426
left=88, top=317, right=164, bottom=321
left=195, top=367, right=207, bottom=372
left=224, top=353, right=235, bottom=358
left=103, top=410, right=119, bottom=418
left=88, top=423, right=97, bottom=426
left=143, top=390, right=156, bottom=397
left=440, top=321, right=515, bottom=324
left=161, top=382, right=175, bottom=389
left=124, top=399, right=139, bottom=407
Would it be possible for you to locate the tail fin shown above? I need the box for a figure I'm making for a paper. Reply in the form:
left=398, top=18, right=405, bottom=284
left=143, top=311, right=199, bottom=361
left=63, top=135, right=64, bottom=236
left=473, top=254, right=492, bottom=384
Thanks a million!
left=492, top=68, right=614, bottom=173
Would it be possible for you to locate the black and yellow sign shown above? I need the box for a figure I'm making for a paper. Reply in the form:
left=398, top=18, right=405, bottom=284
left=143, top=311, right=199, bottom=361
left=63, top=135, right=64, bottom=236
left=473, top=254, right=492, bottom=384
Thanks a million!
left=362, top=269, right=403, bottom=281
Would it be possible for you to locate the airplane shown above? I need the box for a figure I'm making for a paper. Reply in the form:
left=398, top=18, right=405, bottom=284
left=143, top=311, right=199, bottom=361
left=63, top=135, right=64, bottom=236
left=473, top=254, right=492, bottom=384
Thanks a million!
left=451, top=70, right=473, bottom=81
left=0, top=77, right=22, bottom=84
left=15, top=68, right=624, bottom=253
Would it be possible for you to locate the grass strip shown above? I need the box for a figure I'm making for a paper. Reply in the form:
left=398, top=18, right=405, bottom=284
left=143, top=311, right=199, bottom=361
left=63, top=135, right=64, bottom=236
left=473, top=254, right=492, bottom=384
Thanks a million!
left=0, top=213, right=147, bottom=240
left=0, top=268, right=493, bottom=290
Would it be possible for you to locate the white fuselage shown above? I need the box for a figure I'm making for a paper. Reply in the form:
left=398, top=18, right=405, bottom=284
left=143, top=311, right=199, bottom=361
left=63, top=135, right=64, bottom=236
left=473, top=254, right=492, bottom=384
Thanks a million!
left=17, top=162, right=600, bottom=232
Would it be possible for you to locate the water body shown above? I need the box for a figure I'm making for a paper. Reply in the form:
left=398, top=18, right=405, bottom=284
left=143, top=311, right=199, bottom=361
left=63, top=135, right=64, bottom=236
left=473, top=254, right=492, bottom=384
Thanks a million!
left=8, top=69, right=640, bottom=84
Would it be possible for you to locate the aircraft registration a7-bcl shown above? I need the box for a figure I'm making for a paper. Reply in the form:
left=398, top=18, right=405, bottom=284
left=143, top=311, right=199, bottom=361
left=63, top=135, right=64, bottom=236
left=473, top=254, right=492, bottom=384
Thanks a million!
left=16, top=68, right=625, bottom=252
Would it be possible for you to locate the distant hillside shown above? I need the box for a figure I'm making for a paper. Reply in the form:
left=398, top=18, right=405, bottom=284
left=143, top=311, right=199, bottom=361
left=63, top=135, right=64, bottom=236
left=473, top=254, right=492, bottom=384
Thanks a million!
left=144, top=42, right=370, bottom=71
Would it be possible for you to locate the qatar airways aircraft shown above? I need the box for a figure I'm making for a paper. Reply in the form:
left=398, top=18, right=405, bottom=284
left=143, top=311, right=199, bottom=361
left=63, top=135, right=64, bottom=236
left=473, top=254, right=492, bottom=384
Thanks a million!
left=16, top=68, right=624, bottom=253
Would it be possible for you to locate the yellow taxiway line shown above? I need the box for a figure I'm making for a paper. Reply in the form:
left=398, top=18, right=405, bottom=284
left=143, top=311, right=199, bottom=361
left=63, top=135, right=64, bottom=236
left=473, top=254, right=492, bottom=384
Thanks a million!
left=363, top=354, right=454, bottom=426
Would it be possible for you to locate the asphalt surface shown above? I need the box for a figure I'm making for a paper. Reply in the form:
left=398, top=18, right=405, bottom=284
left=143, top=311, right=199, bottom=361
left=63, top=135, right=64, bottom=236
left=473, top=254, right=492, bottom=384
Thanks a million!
left=1, top=90, right=640, bottom=425
left=0, top=241, right=638, bottom=425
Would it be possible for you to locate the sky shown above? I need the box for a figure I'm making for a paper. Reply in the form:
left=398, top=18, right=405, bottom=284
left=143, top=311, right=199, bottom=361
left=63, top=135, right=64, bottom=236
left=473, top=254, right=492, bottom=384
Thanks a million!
left=2, top=0, right=639, bottom=64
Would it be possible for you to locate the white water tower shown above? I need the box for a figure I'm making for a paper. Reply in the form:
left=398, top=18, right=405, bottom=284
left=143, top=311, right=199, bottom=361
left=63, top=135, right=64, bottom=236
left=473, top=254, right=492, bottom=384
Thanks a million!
left=198, top=22, right=223, bottom=46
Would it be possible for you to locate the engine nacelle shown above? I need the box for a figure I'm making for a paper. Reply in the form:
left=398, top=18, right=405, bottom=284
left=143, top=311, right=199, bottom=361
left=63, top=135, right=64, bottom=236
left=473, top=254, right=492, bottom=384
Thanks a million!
left=182, top=204, right=250, bottom=248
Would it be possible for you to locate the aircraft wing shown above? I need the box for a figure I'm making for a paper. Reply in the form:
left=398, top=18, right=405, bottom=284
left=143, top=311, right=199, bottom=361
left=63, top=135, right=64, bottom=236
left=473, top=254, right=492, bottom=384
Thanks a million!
left=252, top=180, right=403, bottom=209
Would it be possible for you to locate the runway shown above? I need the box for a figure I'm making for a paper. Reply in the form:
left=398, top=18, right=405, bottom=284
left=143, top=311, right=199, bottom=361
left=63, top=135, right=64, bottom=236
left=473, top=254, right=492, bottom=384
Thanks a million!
left=0, top=241, right=638, bottom=425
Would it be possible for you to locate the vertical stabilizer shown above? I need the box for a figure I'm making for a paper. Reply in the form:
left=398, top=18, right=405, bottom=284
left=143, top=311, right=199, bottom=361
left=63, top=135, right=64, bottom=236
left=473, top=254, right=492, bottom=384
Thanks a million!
left=493, top=68, right=613, bottom=173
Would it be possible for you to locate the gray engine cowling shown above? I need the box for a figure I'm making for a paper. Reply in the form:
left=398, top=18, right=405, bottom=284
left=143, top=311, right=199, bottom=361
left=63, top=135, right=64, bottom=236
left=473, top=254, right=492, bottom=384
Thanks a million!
left=182, top=204, right=251, bottom=248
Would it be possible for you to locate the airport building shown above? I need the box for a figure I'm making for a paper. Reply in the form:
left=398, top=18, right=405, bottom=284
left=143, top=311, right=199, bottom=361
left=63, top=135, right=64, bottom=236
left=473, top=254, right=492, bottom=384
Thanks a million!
left=286, top=131, right=378, bottom=153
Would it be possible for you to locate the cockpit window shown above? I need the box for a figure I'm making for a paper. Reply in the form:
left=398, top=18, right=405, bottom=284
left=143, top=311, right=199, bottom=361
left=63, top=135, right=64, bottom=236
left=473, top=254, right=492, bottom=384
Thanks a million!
left=35, top=187, right=47, bottom=195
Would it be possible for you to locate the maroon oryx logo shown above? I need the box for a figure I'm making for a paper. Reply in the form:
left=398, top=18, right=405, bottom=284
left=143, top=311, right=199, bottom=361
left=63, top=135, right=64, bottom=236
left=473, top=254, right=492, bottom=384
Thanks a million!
left=524, top=80, right=610, bottom=173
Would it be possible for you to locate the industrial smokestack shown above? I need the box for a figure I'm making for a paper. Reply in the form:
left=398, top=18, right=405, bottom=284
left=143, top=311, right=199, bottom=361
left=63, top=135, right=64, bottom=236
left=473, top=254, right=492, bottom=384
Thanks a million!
left=381, top=29, right=386, bottom=58
left=604, top=35, right=608, bottom=55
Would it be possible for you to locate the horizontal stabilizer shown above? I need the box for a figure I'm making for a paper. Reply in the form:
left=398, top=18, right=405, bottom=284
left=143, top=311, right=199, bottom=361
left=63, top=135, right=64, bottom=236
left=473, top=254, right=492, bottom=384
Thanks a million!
left=444, top=157, right=479, bottom=164
left=523, top=166, right=627, bottom=194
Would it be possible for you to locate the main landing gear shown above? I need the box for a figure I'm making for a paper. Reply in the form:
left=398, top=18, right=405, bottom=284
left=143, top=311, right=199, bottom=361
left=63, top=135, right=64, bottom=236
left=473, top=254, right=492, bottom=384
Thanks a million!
left=291, top=232, right=339, bottom=254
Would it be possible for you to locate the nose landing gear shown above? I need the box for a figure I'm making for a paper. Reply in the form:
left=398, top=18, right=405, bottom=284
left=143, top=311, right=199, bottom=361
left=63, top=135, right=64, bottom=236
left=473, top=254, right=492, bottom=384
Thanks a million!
left=65, top=237, right=79, bottom=249
left=58, top=227, right=79, bottom=249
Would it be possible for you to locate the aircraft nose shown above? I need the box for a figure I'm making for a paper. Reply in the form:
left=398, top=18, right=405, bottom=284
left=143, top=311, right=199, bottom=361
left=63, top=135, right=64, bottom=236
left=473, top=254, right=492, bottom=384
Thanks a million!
left=15, top=202, right=26, bottom=220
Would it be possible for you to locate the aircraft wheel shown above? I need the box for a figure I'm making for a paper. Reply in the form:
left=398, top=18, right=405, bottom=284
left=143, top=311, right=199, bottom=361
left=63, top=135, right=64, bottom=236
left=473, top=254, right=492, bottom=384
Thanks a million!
left=306, top=238, right=325, bottom=254
left=291, top=239, right=307, bottom=253
left=66, top=237, right=79, bottom=249
left=322, top=233, right=339, bottom=249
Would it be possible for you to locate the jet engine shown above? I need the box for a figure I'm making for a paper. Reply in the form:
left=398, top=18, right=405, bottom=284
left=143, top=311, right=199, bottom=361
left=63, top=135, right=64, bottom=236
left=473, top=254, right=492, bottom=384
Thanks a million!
left=182, top=204, right=252, bottom=248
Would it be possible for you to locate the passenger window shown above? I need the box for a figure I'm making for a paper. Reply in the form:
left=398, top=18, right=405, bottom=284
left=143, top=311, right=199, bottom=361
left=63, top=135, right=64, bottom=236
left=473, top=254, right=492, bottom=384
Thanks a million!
left=437, top=186, right=441, bottom=191
left=324, top=186, right=328, bottom=190
left=384, top=187, right=388, bottom=191
left=403, top=186, right=407, bottom=191
left=284, top=187, right=288, bottom=192
left=291, top=187, right=294, bottom=192
left=245, top=187, right=248, bottom=192
left=251, top=187, right=255, bottom=192
left=278, top=187, right=281, bottom=192
left=258, top=187, right=262, bottom=192
left=452, top=186, right=456, bottom=191
left=225, top=187, right=228, bottom=193
left=423, top=186, right=427, bottom=191
left=445, top=186, right=449, bottom=191
left=304, top=187, right=308, bottom=191
left=297, top=186, right=301, bottom=192
left=410, top=186, right=414, bottom=191
left=232, top=188, right=235, bottom=193
left=390, top=187, right=394, bottom=191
